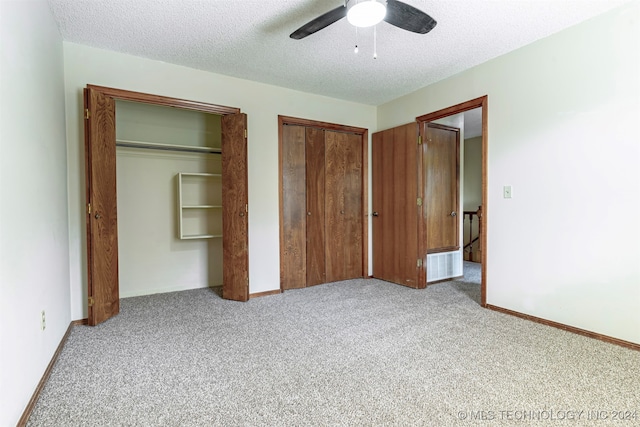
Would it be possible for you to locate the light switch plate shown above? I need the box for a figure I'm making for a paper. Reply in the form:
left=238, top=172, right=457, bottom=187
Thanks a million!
left=503, top=185, right=512, bottom=199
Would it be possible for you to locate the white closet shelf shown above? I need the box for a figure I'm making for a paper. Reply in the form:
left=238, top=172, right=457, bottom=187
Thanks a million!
left=182, top=205, right=223, bottom=209
left=116, top=139, right=222, bottom=154
left=179, top=172, right=221, bottom=177
left=181, top=234, right=223, bottom=240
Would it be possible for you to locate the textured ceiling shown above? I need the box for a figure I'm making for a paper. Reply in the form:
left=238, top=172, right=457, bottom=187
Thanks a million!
left=48, top=0, right=631, bottom=105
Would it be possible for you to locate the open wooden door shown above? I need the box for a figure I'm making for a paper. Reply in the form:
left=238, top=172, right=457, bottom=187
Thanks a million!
left=372, top=123, right=422, bottom=288
left=85, top=87, right=120, bottom=326
left=421, top=123, right=460, bottom=254
left=221, top=113, right=249, bottom=301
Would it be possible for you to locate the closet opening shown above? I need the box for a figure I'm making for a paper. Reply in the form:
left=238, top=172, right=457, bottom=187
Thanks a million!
left=115, top=100, right=224, bottom=298
left=84, top=85, right=248, bottom=326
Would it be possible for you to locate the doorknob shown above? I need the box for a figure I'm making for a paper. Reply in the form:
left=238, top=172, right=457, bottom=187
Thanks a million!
left=372, top=212, right=379, bottom=217
left=239, top=212, right=245, bottom=217
left=94, top=213, right=101, bottom=219
left=450, top=211, right=457, bottom=217
left=307, top=212, right=311, bottom=216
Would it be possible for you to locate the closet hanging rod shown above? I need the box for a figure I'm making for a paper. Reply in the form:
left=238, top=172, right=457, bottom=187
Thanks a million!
left=115, top=139, right=221, bottom=154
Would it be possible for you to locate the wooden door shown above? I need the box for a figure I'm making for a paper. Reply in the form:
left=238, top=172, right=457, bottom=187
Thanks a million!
left=325, top=131, right=363, bottom=282
left=423, top=123, right=460, bottom=253
left=305, top=127, right=326, bottom=286
left=222, top=113, right=250, bottom=301
left=280, top=125, right=307, bottom=290
left=372, top=123, right=421, bottom=288
left=85, top=88, right=120, bottom=326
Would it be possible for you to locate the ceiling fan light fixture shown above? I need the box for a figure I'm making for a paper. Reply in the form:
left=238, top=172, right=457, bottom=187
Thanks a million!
left=347, top=0, right=386, bottom=28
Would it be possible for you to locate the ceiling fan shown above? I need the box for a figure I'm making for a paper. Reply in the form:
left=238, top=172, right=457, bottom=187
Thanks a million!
left=290, top=0, right=437, bottom=40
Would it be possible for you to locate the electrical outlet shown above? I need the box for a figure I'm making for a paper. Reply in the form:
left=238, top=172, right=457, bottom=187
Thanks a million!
left=41, top=310, right=46, bottom=331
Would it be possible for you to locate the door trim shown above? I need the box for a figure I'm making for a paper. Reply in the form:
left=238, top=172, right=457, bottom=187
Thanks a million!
left=416, top=95, right=488, bottom=306
left=278, top=115, right=369, bottom=290
left=86, top=85, right=240, bottom=115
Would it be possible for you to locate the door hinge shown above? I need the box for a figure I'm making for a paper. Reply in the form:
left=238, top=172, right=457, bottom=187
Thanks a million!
left=88, top=296, right=94, bottom=307
left=87, top=203, right=91, bottom=214
left=417, top=197, right=423, bottom=206
left=245, top=204, right=248, bottom=213
left=84, top=109, right=90, bottom=120
left=244, top=129, right=247, bottom=138
left=417, top=259, right=423, bottom=267
left=418, top=135, right=422, bottom=145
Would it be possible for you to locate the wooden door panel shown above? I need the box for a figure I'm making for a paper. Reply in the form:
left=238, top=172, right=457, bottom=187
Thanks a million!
left=343, top=132, right=363, bottom=279
left=424, top=123, right=460, bottom=253
left=394, top=124, right=419, bottom=287
left=222, top=113, right=249, bottom=301
left=281, top=125, right=307, bottom=289
left=324, top=131, right=344, bottom=282
left=324, top=131, right=363, bottom=282
left=305, top=127, right=326, bottom=286
left=372, top=131, right=385, bottom=278
left=380, top=129, right=395, bottom=281
left=86, top=88, right=120, bottom=326
left=371, top=124, right=419, bottom=288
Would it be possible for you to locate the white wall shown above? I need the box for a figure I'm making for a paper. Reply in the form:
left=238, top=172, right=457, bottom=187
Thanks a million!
left=463, top=136, right=482, bottom=256
left=378, top=2, right=640, bottom=343
left=63, top=42, right=377, bottom=319
left=117, top=150, right=222, bottom=297
left=115, top=101, right=223, bottom=297
left=463, top=137, right=482, bottom=212
left=0, top=1, right=71, bottom=425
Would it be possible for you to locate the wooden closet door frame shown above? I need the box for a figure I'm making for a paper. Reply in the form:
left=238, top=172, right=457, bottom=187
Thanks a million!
left=278, top=115, right=369, bottom=290
left=84, top=85, right=246, bottom=325
left=416, top=95, right=488, bottom=306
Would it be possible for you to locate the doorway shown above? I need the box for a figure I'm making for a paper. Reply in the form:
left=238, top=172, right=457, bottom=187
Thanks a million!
left=415, top=96, right=487, bottom=305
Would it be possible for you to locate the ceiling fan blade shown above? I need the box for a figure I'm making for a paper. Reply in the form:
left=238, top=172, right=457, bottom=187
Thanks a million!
left=384, top=0, right=437, bottom=34
left=290, top=5, right=347, bottom=40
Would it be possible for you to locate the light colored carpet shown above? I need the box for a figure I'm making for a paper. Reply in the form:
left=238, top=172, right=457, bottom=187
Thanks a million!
left=27, top=263, right=639, bottom=426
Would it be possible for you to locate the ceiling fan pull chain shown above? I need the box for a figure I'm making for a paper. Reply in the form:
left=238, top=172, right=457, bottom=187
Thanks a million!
left=354, top=26, right=359, bottom=54
left=373, top=25, right=378, bottom=59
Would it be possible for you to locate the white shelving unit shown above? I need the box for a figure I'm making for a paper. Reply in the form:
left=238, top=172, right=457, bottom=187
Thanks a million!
left=177, top=172, right=222, bottom=239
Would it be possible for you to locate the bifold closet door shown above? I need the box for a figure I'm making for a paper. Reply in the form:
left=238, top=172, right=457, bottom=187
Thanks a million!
left=281, top=125, right=307, bottom=290
left=281, top=126, right=364, bottom=289
left=279, top=125, right=327, bottom=289
left=305, top=127, right=326, bottom=287
left=325, top=131, right=363, bottom=283
left=84, top=87, right=120, bottom=326
left=222, top=112, right=250, bottom=301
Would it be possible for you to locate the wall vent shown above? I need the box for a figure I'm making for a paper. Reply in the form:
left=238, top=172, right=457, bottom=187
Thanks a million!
left=426, top=250, right=462, bottom=282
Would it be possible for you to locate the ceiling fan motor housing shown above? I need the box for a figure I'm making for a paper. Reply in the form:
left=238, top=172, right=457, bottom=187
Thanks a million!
left=347, top=0, right=387, bottom=28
